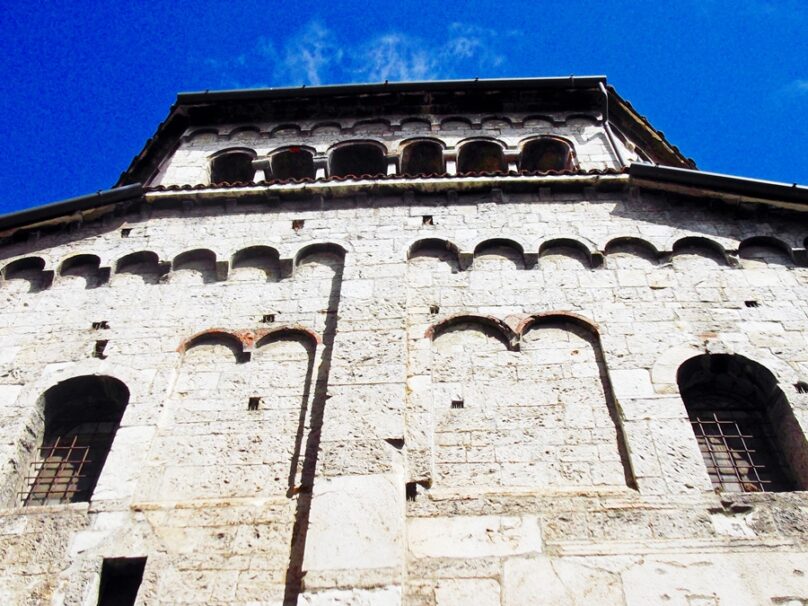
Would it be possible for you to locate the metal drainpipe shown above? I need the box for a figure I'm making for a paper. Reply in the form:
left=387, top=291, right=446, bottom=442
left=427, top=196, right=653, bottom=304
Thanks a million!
left=599, top=82, right=626, bottom=168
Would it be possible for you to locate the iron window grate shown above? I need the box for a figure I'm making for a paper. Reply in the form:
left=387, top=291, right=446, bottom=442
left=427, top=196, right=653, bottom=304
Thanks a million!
left=21, top=422, right=118, bottom=505
left=689, top=410, right=792, bottom=493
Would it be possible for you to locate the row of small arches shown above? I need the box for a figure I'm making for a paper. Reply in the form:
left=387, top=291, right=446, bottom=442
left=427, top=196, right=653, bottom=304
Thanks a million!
left=209, top=136, right=576, bottom=185
left=187, top=113, right=599, bottom=142
left=0, top=243, right=346, bottom=292
left=407, top=235, right=806, bottom=270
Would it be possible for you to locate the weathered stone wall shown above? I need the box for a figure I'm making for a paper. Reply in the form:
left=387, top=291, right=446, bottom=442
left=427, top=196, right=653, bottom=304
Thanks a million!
left=0, top=184, right=806, bottom=605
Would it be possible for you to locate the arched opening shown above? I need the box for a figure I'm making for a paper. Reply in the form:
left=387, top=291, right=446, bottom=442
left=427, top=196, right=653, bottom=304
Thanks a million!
left=738, top=237, right=794, bottom=267
left=3, top=257, right=48, bottom=292
left=115, top=251, right=165, bottom=284
left=539, top=239, right=593, bottom=269
left=231, top=246, right=280, bottom=282
left=172, top=249, right=217, bottom=284
left=604, top=237, right=659, bottom=268
left=184, top=331, right=247, bottom=363
left=23, top=376, right=129, bottom=505
left=59, top=254, right=105, bottom=288
left=671, top=237, right=729, bottom=267
left=457, top=141, right=506, bottom=174
left=270, top=148, right=315, bottom=180
left=210, top=149, right=256, bottom=185
left=329, top=143, right=387, bottom=178
left=520, top=138, right=574, bottom=172
left=473, top=239, right=525, bottom=270
left=408, top=239, right=461, bottom=273
left=677, top=354, right=806, bottom=492
left=401, top=141, right=444, bottom=176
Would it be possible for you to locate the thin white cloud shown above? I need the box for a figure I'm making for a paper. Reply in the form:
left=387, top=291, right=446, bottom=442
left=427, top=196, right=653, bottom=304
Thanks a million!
left=781, top=79, right=808, bottom=97
left=353, top=33, right=436, bottom=82
left=202, top=20, right=521, bottom=89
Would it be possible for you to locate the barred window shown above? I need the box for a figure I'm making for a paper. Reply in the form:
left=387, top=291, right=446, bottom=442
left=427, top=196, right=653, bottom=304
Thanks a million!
left=678, top=354, right=804, bottom=493
left=22, top=376, right=128, bottom=506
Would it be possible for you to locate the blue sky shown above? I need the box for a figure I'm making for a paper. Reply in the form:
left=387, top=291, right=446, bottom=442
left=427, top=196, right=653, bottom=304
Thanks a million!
left=1, top=1, right=806, bottom=213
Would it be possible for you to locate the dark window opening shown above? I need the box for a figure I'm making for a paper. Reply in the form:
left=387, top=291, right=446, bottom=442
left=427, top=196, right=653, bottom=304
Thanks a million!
left=210, top=151, right=255, bottom=185
left=451, top=399, right=464, bottom=409
left=92, top=321, right=110, bottom=330
left=457, top=141, right=506, bottom=174
left=402, top=141, right=444, bottom=176
left=678, top=354, right=799, bottom=493
left=261, top=314, right=276, bottom=324
left=292, top=219, right=305, bottom=232
left=330, top=144, right=387, bottom=178
left=744, top=300, right=760, bottom=308
left=520, top=139, right=574, bottom=172
left=97, top=557, right=147, bottom=606
left=405, top=482, right=418, bottom=501
left=23, top=376, right=129, bottom=506
left=271, top=148, right=315, bottom=180
left=248, top=397, right=261, bottom=411
left=93, top=340, right=109, bottom=359
left=795, top=382, right=808, bottom=394
left=120, top=228, right=132, bottom=238
left=422, top=215, right=434, bottom=226
left=429, top=305, right=440, bottom=315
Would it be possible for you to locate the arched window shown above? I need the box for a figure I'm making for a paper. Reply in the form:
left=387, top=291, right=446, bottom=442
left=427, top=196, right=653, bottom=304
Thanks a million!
left=329, top=143, right=387, bottom=178
left=520, top=138, right=574, bottom=172
left=210, top=150, right=256, bottom=185
left=457, top=141, right=506, bottom=174
left=270, top=148, right=315, bottom=180
left=678, top=354, right=802, bottom=493
left=23, top=376, right=129, bottom=505
left=401, top=141, right=444, bottom=176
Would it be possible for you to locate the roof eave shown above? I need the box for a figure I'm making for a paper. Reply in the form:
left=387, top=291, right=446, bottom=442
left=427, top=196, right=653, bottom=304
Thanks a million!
left=175, top=76, right=608, bottom=105
left=629, top=162, right=808, bottom=210
left=0, top=184, right=144, bottom=235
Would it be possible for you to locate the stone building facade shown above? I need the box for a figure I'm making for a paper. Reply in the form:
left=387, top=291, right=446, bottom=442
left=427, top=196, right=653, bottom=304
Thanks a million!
left=1, top=77, right=807, bottom=605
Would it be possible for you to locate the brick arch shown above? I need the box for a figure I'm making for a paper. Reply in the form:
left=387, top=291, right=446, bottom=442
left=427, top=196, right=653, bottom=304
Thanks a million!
left=180, top=329, right=249, bottom=362
left=254, top=325, right=320, bottom=350
left=427, top=314, right=517, bottom=350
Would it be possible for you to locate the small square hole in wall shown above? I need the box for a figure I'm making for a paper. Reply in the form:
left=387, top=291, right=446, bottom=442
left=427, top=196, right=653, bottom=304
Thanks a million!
left=744, top=300, right=760, bottom=308
left=795, top=382, right=808, bottom=394
left=292, top=219, right=305, bottom=231
left=92, top=321, right=109, bottom=330
left=429, top=304, right=439, bottom=315
left=261, top=314, right=276, bottom=324
left=405, top=482, right=418, bottom=502
left=422, top=215, right=434, bottom=226
left=451, top=399, right=464, bottom=409
left=93, top=340, right=109, bottom=359
left=120, top=228, right=132, bottom=238
left=248, top=397, right=261, bottom=411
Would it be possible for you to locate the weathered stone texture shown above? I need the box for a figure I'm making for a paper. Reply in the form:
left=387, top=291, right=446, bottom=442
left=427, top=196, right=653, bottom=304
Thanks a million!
left=0, top=112, right=807, bottom=605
